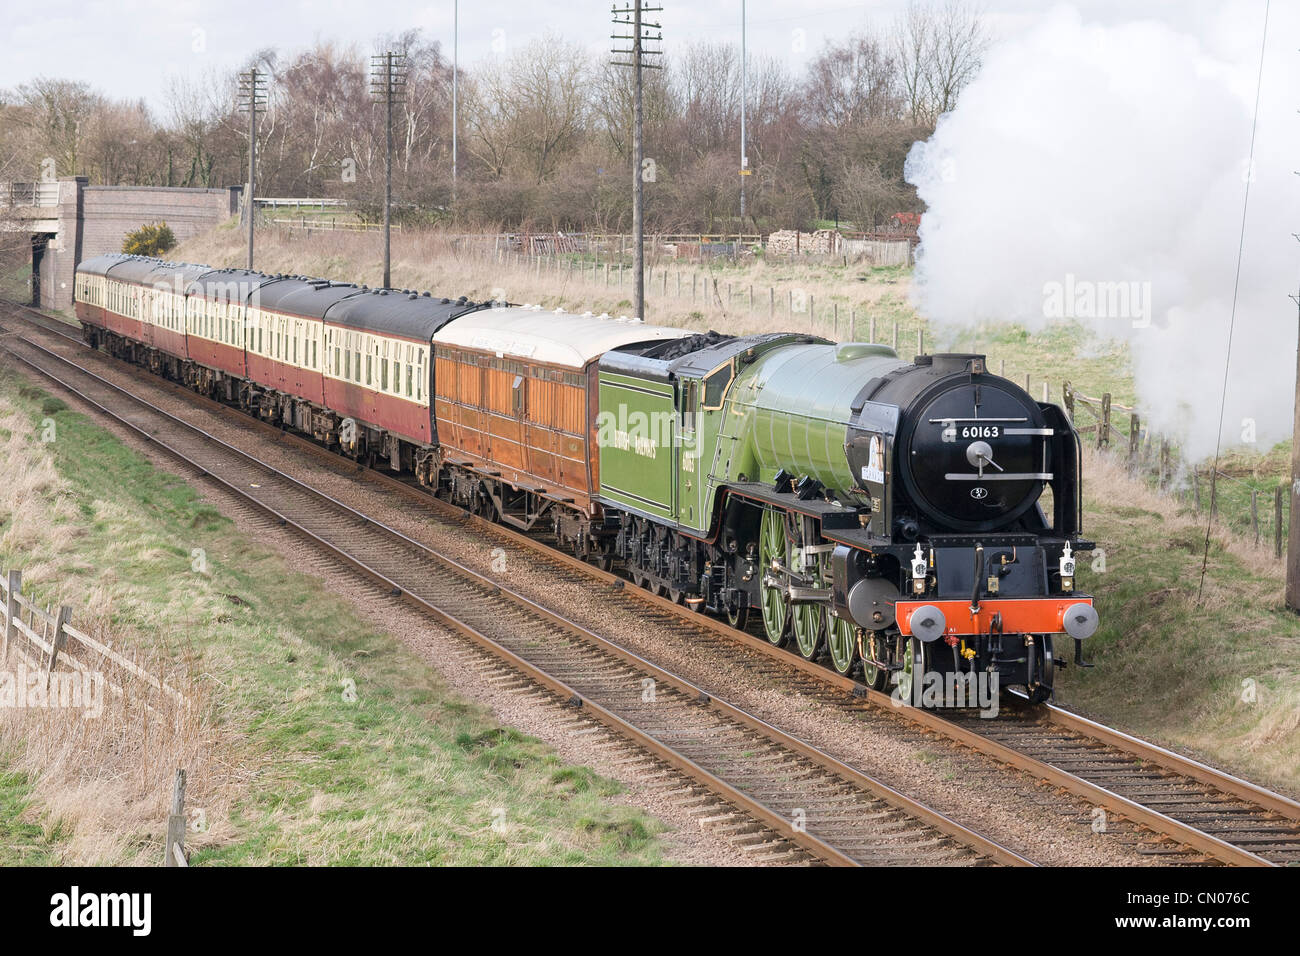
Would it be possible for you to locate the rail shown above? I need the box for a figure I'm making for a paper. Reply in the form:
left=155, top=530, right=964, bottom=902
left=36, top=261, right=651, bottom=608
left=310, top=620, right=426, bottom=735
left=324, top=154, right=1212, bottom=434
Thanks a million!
left=0, top=314, right=1028, bottom=867
left=9, top=299, right=1299, bottom=866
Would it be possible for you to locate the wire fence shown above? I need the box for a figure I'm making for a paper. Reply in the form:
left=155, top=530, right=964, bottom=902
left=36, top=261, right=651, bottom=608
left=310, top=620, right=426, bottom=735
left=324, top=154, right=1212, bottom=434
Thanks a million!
left=1059, top=383, right=1288, bottom=558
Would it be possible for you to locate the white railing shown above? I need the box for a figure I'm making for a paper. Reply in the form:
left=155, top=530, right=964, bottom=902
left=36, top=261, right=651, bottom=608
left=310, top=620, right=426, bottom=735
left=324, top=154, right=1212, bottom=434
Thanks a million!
left=254, top=197, right=347, bottom=209
left=0, top=182, right=60, bottom=208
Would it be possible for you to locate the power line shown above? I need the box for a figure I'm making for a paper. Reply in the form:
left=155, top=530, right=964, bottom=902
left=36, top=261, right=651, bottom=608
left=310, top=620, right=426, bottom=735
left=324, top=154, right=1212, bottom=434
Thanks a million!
left=1198, top=0, right=1270, bottom=601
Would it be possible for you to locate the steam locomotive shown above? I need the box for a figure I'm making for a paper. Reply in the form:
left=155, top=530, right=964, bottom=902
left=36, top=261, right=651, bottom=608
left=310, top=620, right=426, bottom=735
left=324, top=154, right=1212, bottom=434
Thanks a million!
left=74, top=253, right=1098, bottom=705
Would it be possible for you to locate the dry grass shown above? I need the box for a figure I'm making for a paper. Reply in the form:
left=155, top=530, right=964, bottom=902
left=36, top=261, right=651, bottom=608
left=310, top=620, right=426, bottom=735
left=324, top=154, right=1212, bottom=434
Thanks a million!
left=1063, top=446, right=1300, bottom=793
left=174, top=224, right=1136, bottom=406
left=176, top=224, right=928, bottom=343
left=0, top=391, right=240, bottom=865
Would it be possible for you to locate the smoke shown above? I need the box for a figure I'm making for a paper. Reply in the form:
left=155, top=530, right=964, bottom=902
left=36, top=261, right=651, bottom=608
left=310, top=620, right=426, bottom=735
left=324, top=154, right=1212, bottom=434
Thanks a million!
left=906, top=2, right=1298, bottom=460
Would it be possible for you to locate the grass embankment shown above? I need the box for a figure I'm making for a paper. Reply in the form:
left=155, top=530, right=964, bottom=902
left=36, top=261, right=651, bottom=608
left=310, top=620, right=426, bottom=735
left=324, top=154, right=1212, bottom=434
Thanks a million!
left=1062, top=450, right=1300, bottom=794
left=0, top=369, right=667, bottom=865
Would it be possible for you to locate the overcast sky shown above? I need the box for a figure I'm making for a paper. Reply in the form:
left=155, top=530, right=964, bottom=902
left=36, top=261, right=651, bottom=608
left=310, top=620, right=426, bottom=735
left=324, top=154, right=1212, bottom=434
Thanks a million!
left=2, top=0, right=1267, bottom=112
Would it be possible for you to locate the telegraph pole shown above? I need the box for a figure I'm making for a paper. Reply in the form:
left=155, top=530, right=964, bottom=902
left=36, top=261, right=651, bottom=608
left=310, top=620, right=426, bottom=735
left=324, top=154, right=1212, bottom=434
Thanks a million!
left=740, top=0, right=748, bottom=221
left=371, top=50, right=408, bottom=289
left=237, top=67, right=268, bottom=271
left=452, top=0, right=458, bottom=203
left=612, top=3, right=663, bottom=322
left=1288, top=257, right=1300, bottom=610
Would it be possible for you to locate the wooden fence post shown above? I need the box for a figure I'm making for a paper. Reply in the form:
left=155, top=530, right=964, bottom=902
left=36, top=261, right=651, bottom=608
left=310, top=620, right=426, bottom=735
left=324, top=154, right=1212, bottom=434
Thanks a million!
left=165, top=769, right=188, bottom=867
left=1159, top=440, right=1170, bottom=489
left=869, top=315, right=876, bottom=342
left=849, top=308, right=856, bottom=340
left=1251, top=491, right=1260, bottom=547
left=1128, top=414, right=1140, bottom=467
left=46, top=605, right=70, bottom=675
left=769, top=287, right=774, bottom=318
left=1099, top=393, right=1112, bottom=448
left=1276, top=486, right=1285, bottom=560
left=1062, top=382, right=1074, bottom=421
left=2, top=570, right=17, bottom=663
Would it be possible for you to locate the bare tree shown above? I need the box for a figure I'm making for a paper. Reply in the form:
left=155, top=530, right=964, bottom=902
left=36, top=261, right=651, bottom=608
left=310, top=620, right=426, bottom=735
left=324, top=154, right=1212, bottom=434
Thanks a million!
left=803, top=32, right=901, bottom=131
left=892, top=1, right=935, bottom=125
left=11, top=78, right=103, bottom=176
left=892, top=0, right=989, bottom=125
left=927, top=0, right=989, bottom=116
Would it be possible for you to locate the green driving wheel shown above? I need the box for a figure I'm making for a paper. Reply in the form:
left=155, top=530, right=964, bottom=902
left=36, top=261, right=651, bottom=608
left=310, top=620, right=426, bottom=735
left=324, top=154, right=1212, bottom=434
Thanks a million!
left=759, top=508, right=790, bottom=647
left=827, top=612, right=856, bottom=675
left=793, top=599, right=824, bottom=660
left=895, top=637, right=928, bottom=706
left=859, top=631, right=888, bottom=690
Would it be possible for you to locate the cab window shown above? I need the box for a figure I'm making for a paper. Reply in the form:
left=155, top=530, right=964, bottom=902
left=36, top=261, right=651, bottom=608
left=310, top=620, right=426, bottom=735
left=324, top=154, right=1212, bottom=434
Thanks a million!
left=702, top=363, right=734, bottom=409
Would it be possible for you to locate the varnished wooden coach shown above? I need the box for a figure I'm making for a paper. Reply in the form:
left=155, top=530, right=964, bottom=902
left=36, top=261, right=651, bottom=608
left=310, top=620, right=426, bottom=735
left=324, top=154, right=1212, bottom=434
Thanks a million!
left=431, top=306, right=686, bottom=556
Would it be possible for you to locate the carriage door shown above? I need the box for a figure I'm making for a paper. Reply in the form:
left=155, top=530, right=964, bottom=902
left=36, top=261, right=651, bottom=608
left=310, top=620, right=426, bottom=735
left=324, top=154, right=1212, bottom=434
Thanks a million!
left=675, top=377, right=702, bottom=526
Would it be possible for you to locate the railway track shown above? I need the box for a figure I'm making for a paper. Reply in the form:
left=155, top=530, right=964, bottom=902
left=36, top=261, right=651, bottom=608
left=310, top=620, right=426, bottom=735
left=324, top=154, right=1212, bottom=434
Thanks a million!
left=0, top=307, right=1029, bottom=867
left=9, top=302, right=1300, bottom=866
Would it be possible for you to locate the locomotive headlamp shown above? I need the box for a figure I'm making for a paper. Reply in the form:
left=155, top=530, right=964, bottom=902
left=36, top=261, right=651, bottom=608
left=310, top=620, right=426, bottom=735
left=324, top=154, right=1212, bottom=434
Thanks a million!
left=911, top=545, right=928, bottom=595
left=1059, top=542, right=1075, bottom=593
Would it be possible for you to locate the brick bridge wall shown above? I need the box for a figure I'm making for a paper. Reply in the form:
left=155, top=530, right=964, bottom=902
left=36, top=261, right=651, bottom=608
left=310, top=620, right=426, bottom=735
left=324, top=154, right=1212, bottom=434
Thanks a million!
left=38, top=177, right=239, bottom=312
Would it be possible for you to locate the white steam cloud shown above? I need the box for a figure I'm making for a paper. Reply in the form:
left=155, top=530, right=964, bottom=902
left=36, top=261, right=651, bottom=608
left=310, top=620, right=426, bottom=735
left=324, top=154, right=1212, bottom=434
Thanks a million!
left=906, top=2, right=1298, bottom=460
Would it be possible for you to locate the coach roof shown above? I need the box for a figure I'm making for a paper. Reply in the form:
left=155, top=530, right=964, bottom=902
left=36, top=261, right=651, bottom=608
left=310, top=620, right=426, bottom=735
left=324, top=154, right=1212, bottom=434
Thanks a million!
left=76, top=253, right=134, bottom=277
left=186, top=268, right=281, bottom=302
left=325, top=288, right=488, bottom=342
left=433, top=306, right=690, bottom=368
left=104, top=256, right=209, bottom=286
left=246, top=277, right=362, bottom=319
